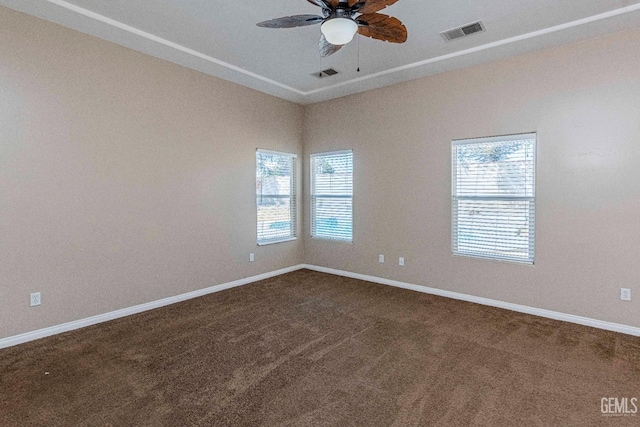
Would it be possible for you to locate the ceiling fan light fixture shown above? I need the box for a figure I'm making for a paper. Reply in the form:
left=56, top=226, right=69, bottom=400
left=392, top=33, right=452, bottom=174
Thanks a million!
left=321, top=18, right=358, bottom=45
left=257, top=0, right=408, bottom=57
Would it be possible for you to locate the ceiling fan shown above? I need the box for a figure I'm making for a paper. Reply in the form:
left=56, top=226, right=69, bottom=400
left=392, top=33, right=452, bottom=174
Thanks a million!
left=257, top=0, right=407, bottom=57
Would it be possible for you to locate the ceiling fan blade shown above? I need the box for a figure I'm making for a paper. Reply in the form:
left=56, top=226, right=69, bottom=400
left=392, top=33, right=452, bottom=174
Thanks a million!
left=350, top=1, right=367, bottom=12
left=357, top=13, right=407, bottom=43
left=257, top=15, right=324, bottom=28
left=307, top=0, right=332, bottom=10
left=319, top=34, right=343, bottom=57
left=359, top=0, right=400, bottom=14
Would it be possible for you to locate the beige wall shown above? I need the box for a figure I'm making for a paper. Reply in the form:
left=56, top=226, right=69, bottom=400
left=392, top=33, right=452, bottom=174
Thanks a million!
left=304, top=28, right=640, bottom=328
left=0, top=7, right=303, bottom=339
left=2, top=5, right=639, bottom=341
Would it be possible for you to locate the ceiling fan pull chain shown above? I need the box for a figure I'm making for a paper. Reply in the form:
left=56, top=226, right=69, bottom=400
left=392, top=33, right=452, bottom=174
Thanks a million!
left=357, top=34, right=361, bottom=72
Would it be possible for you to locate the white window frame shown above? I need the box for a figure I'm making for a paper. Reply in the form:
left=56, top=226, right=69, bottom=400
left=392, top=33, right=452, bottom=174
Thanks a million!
left=452, top=133, right=536, bottom=264
left=256, top=149, right=297, bottom=246
left=310, top=149, right=353, bottom=242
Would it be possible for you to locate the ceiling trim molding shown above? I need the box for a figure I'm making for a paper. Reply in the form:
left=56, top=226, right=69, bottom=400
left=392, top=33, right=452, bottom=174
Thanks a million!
left=42, top=0, right=306, bottom=96
left=12, top=0, right=640, bottom=102
left=305, top=2, right=640, bottom=95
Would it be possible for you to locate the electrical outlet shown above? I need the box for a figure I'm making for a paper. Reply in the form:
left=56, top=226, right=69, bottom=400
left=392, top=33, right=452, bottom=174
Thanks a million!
left=399, top=257, right=405, bottom=266
left=379, top=254, right=384, bottom=263
left=249, top=253, right=255, bottom=262
left=30, top=292, right=41, bottom=307
left=620, top=288, right=631, bottom=301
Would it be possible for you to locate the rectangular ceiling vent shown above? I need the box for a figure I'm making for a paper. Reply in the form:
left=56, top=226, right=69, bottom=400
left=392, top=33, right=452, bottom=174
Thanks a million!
left=440, top=20, right=486, bottom=42
left=313, top=68, right=340, bottom=78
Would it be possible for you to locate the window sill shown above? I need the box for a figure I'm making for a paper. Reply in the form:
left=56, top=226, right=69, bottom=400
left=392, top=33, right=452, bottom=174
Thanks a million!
left=257, top=237, right=298, bottom=246
left=311, top=236, right=353, bottom=244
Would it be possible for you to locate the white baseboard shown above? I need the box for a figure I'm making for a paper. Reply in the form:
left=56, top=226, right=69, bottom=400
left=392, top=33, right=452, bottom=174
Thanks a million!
left=3, top=263, right=638, bottom=350
left=302, top=264, right=640, bottom=337
left=0, top=264, right=306, bottom=350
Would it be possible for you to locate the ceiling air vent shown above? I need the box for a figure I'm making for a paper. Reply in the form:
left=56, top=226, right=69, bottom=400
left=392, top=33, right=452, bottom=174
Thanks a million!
left=313, top=68, right=340, bottom=78
left=440, top=20, right=486, bottom=42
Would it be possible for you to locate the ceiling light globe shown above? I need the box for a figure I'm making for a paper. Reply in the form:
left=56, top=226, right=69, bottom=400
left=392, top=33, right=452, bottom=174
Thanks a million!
left=321, top=18, right=358, bottom=45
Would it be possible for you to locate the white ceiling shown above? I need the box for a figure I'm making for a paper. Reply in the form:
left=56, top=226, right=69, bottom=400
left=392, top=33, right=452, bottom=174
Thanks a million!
left=3, top=0, right=640, bottom=104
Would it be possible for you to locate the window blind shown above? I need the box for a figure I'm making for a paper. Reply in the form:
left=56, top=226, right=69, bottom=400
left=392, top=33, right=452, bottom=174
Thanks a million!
left=311, top=150, right=353, bottom=242
left=452, top=133, right=535, bottom=263
left=256, top=149, right=296, bottom=245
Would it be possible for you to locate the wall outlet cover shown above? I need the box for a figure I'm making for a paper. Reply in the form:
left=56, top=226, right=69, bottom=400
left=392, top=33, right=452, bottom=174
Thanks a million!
left=30, top=292, right=41, bottom=307
left=620, top=288, right=631, bottom=301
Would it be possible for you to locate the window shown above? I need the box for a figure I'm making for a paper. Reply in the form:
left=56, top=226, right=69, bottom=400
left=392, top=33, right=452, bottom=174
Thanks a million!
left=256, top=149, right=296, bottom=245
left=452, top=133, right=535, bottom=263
left=311, top=150, right=353, bottom=242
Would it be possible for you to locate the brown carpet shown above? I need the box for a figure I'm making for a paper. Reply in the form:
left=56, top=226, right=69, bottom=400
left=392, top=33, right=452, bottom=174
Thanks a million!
left=1, top=269, right=639, bottom=426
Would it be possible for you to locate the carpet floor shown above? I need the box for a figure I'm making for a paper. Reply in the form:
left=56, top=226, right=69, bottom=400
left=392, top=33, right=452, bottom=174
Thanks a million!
left=1, top=269, right=639, bottom=426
